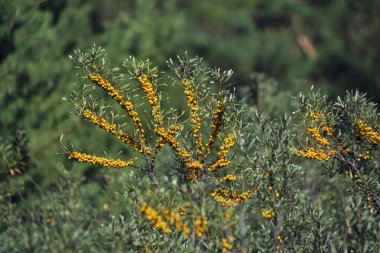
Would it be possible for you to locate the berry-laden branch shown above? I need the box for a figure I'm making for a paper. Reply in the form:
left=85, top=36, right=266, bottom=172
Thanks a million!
left=65, top=50, right=256, bottom=252
left=67, top=53, right=240, bottom=185
left=295, top=91, right=380, bottom=216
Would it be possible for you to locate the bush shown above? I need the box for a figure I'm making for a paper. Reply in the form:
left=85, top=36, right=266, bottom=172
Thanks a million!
left=18, top=47, right=374, bottom=252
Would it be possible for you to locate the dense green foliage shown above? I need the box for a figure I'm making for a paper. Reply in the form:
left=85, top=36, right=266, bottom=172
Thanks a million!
left=1, top=0, right=380, bottom=252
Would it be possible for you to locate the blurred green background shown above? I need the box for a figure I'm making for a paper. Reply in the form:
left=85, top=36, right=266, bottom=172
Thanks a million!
left=2, top=0, right=380, bottom=171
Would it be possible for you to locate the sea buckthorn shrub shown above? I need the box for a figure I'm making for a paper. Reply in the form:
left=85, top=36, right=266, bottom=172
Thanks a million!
left=64, top=46, right=255, bottom=251
left=1, top=48, right=379, bottom=251
left=64, top=47, right=308, bottom=252
left=57, top=47, right=380, bottom=252
left=295, top=88, right=380, bottom=215
left=293, top=88, right=380, bottom=252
